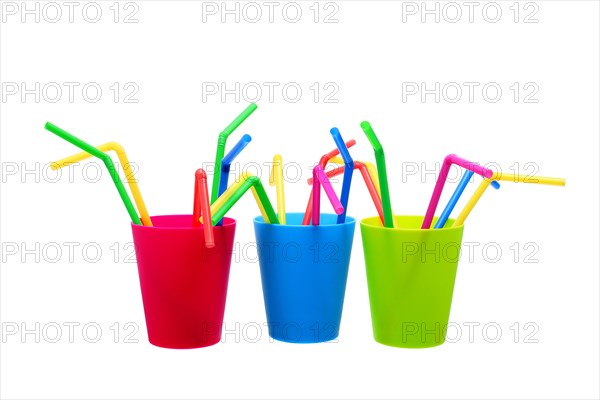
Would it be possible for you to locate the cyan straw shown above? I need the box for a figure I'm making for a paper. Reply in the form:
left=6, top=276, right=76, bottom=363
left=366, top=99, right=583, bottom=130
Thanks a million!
left=330, top=128, right=354, bottom=224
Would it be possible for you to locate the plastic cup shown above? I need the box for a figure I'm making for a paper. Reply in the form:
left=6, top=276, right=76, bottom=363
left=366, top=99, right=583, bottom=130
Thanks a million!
left=360, top=215, right=465, bottom=348
left=253, top=212, right=355, bottom=343
left=131, top=215, right=236, bottom=349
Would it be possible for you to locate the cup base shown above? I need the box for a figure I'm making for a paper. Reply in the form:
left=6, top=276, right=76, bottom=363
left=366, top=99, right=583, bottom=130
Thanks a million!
left=269, top=333, right=340, bottom=344
left=148, top=336, right=221, bottom=349
left=373, top=336, right=446, bottom=349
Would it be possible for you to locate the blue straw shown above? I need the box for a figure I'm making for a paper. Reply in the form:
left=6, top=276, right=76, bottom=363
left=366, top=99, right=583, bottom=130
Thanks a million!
left=435, top=172, right=500, bottom=229
left=216, top=134, right=252, bottom=225
left=434, top=170, right=474, bottom=229
left=330, top=128, right=354, bottom=224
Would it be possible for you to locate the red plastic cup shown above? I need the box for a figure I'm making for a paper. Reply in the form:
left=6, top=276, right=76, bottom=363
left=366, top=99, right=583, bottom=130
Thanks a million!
left=131, top=215, right=236, bottom=349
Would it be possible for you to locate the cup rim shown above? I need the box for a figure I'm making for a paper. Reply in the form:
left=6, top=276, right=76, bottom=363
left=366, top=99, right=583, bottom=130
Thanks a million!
left=254, top=212, right=355, bottom=228
left=360, top=215, right=464, bottom=232
left=131, top=214, right=236, bottom=231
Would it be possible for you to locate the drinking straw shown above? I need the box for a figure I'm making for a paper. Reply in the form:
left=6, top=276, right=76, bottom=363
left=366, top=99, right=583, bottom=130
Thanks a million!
left=360, top=121, right=395, bottom=228
left=312, top=165, right=345, bottom=226
left=207, top=175, right=279, bottom=226
left=269, top=154, right=286, bottom=225
left=452, top=172, right=566, bottom=227
left=433, top=170, right=474, bottom=229
left=192, top=169, right=215, bottom=248
left=421, top=154, right=494, bottom=229
left=216, top=134, right=252, bottom=226
left=331, top=156, right=381, bottom=197
left=492, top=172, right=566, bottom=186
left=329, top=128, right=354, bottom=224
left=452, top=179, right=501, bottom=227
left=301, top=140, right=357, bottom=225
left=44, top=122, right=141, bottom=225
left=218, top=134, right=253, bottom=197
left=211, top=103, right=258, bottom=204
left=308, top=162, right=384, bottom=225
left=51, top=142, right=152, bottom=226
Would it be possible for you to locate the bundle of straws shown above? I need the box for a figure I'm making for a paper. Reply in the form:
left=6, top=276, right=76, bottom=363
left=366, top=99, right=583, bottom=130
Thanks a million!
left=44, top=103, right=566, bottom=244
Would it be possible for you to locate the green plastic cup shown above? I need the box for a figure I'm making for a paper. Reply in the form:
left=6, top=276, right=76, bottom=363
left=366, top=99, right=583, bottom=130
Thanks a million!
left=360, top=215, right=465, bottom=348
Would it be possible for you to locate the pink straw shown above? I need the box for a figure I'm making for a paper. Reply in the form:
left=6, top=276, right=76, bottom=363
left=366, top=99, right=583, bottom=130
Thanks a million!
left=302, top=140, right=357, bottom=225
left=192, top=169, right=215, bottom=248
left=312, top=165, right=344, bottom=226
left=421, top=154, right=494, bottom=229
left=308, top=162, right=384, bottom=225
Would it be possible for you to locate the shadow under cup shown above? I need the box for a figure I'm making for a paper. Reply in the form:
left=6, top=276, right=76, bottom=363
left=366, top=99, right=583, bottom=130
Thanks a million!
left=254, top=213, right=355, bottom=343
left=131, top=215, right=236, bottom=349
left=360, top=216, right=464, bottom=348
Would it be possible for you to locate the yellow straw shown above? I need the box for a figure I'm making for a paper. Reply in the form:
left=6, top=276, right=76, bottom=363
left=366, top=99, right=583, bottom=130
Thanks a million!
left=453, top=178, right=494, bottom=227
left=201, top=171, right=269, bottom=223
left=493, top=172, right=566, bottom=186
left=269, top=154, right=286, bottom=224
left=331, top=156, right=380, bottom=196
left=51, top=142, right=152, bottom=227
left=453, top=172, right=566, bottom=227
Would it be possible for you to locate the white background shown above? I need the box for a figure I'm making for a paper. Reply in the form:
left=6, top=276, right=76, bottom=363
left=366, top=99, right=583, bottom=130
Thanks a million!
left=1, top=1, right=598, bottom=399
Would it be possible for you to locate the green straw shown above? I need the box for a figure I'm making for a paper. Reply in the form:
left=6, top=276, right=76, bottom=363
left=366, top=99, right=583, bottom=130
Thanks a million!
left=210, top=103, right=258, bottom=204
left=211, top=176, right=279, bottom=225
left=360, top=121, right=394, bottom=228
left=44, top=122, right=142, bottom=225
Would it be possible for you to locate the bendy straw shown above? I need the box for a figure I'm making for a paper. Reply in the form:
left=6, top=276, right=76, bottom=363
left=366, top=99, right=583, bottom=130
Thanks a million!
left=44, top=122, right=141, bottom=225
left=207, top=171, right=269, bottom=224
left=330, top=128, right=354, bottom=224
left=452, top=179, right=501, bottom=227
left=331, top=157, right=381, bottom=197
left=269, top=154, right=286, bottom=224
left=192, top=169, right=215, bottom=248
left=302, top=140, right=357, bottom=225
left=434, top=170, right=474, bottom=229
left=452, top=171, right=566, bottom=227
left=312, top=165, right=344, bottom=226
left=492, top=172, right=566, bottom=186
left=309, top=161, right=384, bottom=225
left=218, top=134, right=252, bottom=197
left=51, top=141, right=152, bottom=226
left=211, top=103, right=258, bottom=204
left=360, top=121, right=395, bottom=228
left=421, top=154, right=494, bottom=229
left=208, top=175, right=279, bottom=226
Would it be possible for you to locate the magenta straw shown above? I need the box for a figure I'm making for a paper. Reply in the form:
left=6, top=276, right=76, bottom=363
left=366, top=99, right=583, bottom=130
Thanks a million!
left=312, top=165, right=344, bottom=226
left=422, top=154, right=494, bottom=229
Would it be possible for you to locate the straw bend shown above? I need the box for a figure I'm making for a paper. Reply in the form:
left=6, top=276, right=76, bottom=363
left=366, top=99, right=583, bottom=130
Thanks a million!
left=51, top=141, right=153, bottom=226
left=207, top=173, right=279, bottom=225
left=302, top=140, right=357, bottom=225
left=422, top=154, right=494, bottom=229
left=360, top=121, right=395, bottom=228
left=44, top=122, right=142, bottom=225
left=330, top=128, right=354, bottom=224
left=210, top=103, right=258, bottom=204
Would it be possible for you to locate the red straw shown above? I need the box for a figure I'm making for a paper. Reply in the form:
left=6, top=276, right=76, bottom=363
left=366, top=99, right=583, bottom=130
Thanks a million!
left=193, top=169, right=215, bottom=248
left=302, top=139, right=357, bottom=225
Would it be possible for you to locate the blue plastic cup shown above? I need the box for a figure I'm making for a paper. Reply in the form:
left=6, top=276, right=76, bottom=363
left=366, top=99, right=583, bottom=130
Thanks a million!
left=253, top=212, right=356, bottom=343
